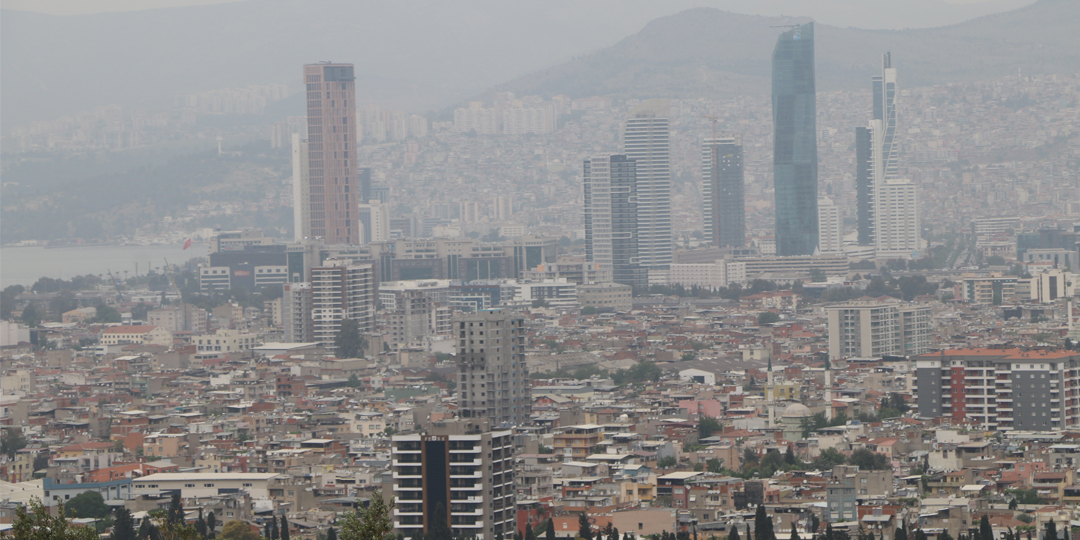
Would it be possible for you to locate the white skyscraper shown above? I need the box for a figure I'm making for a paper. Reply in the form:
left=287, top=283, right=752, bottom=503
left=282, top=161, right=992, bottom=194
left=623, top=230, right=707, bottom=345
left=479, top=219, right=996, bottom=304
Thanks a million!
left=817, top=196, right=843, bottom=254
left=859, top=53, right=919, bottom=257
left=291, top=133, right=310, bottom=242
left=623, top=99, right=672, bottom=271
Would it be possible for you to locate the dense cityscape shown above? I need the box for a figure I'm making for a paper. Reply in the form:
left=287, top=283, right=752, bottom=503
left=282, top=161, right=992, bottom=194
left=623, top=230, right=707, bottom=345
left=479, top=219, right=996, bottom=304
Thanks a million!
left=3, top=3, right=1080, bottom=540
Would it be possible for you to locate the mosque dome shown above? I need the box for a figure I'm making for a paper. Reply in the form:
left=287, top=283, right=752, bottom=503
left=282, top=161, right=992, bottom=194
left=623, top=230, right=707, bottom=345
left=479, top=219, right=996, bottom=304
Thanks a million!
left=781, top=403, right=813, bottom=418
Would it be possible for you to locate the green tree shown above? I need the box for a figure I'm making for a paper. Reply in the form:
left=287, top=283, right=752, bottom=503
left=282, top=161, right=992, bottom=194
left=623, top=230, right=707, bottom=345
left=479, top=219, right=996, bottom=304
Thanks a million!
left=334, top=318, right=367, bottom=359
left=1, top=428, right=27, bottom=459
left=139, top=516, right=156, bottom=540
left=340, top=490, right=394, bottom=540
left=657, top=456, right=677, bottom=468
left=66, top=491, right=110, bottom=519
left=280, top=515, right=290, bottom=540
left=809, top=268, right=827, bottom=283
left=980, top=515, right=993, bottom=540
left=578, top=513, right=594, bottom=540
left=706, top=458, right=724, bottom=473
left=698, top=416, right=722, bottom=439
left=757, top=312, right=780, bottom=325
left=92, top=300, right=122, bottom=323
left=111, top=508, right=139, bottom=540
left=1007, top=488, right=1043, bottom=505
left=742, top=448, right=760, bottom=469
left=206, top=512, right=217, bottom=539
left=547, top=518, right=556, bottom=540
left=220, top=521, right=262, bottom=540
left=1, top=285, right=25, bottom=319
left=428, top=502, right=452, bottom=540
left=327, top=528, right=338, bottom=540
left=22, top=302, right=42, bottom=327
left=729, top=525, right=741, bottom=540
left=849, top=448, right=889, bottom=470
left=1045, top=519, right=1058, bottom=540
left=753, top=505, right=774, bottom=540
left=194, top=510, right=207, bottom=539
left=166, top=492, right=184, bottom=525
left=270, top=517, right=279, bottom=540
left=12, top=498, right=98, bottom=540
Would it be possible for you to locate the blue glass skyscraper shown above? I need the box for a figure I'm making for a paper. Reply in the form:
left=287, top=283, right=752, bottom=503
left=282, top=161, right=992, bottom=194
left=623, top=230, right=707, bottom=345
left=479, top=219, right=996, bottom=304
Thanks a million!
left=771, top=22, right=818, bottom=256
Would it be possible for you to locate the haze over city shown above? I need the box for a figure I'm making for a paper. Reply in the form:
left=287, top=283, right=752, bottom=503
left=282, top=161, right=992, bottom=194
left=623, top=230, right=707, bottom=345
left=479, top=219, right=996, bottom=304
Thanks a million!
left=1, top=2, right=1079, bottom=540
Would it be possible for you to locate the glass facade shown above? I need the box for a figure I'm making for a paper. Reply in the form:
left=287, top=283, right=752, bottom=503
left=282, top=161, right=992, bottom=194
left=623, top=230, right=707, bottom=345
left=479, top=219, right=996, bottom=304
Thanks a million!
left=771, top=22, right=819, bottom=256
left=702, top=137, right=745, bottom=248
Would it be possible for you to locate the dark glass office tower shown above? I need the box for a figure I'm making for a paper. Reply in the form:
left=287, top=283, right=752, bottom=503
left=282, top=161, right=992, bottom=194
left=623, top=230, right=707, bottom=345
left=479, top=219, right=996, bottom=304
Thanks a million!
left=855, top=126, right=873, bottom=246
left=771, top=22, right=818, bottom=256
left=702, top=136, right=745, bottom=248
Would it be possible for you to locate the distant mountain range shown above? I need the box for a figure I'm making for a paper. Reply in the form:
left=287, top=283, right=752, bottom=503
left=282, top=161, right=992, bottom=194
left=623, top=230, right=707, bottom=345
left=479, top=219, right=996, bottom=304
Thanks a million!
left=481, top=0, right=1080, bottom=102
left=1, top=0, right=1067, bottom=131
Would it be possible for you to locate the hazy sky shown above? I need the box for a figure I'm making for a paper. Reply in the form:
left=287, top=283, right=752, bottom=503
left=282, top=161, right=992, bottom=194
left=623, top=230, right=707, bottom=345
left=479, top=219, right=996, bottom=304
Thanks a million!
left=4, top=0, right=1037, bottom=29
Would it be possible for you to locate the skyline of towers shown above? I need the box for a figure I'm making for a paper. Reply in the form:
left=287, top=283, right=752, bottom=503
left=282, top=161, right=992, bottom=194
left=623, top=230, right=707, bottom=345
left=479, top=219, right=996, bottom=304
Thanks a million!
left=771, top=22, right=819, bottom=256
left=623, top=99, right=672, bottom=270
left=856, top=53, right=921, bottom=257
left=583, top=154, right=647, bottom=289
left=303, top=63, right=359, bottom=245
left=702, top=135, right=745, bottom=248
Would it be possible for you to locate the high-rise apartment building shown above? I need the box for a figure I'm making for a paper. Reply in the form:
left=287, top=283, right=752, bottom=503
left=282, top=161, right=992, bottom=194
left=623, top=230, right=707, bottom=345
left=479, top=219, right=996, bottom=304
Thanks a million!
left=391, top=422, right=516, bottom=540
left=914, top=349, right=1080, bottom=430
left=702, top=136, right=745, bottom=248
left=494, top=196, right=513, bottom=221
left=455, top=310, right=530, bottom=428
left=771, top=23, right=819, bottom=256
left=292, top=133, right=311, bottom=242
left=875, top=180, right=920, bottom=257
left=623, top=100, right=672, bottom=270
left=303, top=63, right=358, bottom=244
left=817, top=197, right=843, bottom=254
left=583, top=154, right=647, bottom=288
left=826, top=300, right=931, bottom=360
left=310, top=260, right=374, bottom=348
left=282, top=282, right=313, bottom=343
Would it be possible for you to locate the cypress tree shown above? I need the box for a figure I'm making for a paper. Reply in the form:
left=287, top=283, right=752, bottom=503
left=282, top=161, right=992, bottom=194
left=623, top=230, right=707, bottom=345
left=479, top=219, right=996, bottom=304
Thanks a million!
left=327, top=527, right=338, bottom=540
left=271, top=517, right=280, bottom=540
left=730, top=525, right=741, bottom=540
left=111, top=507, right=138, bottom=540
left=207, top=512, right=217, bottom=539
left=548, top=519, right=556, bottom=540
left=579, top=513, right=594, bottom=540
left=281, top=515, right=291, bottom=540
left=194, top=510, right=207, bottom=539
left=1046, top=519, right=1058, bottom=540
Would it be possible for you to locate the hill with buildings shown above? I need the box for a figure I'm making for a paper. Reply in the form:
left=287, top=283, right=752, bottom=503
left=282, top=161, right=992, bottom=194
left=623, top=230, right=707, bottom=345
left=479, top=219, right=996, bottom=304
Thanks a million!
left=482, top=0, right=1079, bottom=102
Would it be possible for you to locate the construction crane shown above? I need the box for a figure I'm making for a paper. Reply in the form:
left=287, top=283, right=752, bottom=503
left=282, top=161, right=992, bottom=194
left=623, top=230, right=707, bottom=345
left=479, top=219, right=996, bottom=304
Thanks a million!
left=107, top=269, right=125, bottom=303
